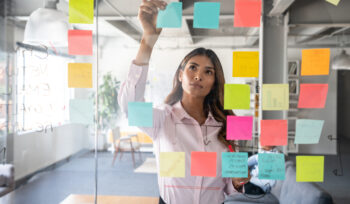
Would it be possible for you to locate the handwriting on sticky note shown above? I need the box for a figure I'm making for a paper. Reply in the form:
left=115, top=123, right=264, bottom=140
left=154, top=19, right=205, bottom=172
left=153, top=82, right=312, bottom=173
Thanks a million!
left=157, top=2, right=182, bottom=28
left=128, top=102, right=153, bottom=127
left=298, top=84, right=328, bottom=108
left=262, top=84, right=289, bottom=110
left=69, top=0, right=94, bottom=24
left=222, top=152, right=248, bottom=178
left=233, top=51, right=259, bottom=77
left=326, top=0, right=341, bottom=6
left=160, top=152, right=185, bottom=178
left=69, top=99, right=93, bottom=124
left=260, top=120, right=288, bottom=146
left=224, top=84, right=250, bottom=110
left=227, top=116, right=253, bottom=140
left=296, top=156, right=324, bottom=182
left=68, top=63, right=92, bottom=88
left=258, top=153, right=285, bottom=180
left=234, top=0, right=262, bottom=27
left=301, top=49, right=330, bottom=76
left=193, top=2, right=220, bottom=29
left=68, top=30, right=93, bottom=55
left=295, top=119, right=324, bottom=144
left=191, top=152, right=216, bottom=177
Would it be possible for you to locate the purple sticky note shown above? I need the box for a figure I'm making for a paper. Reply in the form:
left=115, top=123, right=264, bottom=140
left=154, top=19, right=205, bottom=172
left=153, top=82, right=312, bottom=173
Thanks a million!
left=227, top=116, right=253, bottom=140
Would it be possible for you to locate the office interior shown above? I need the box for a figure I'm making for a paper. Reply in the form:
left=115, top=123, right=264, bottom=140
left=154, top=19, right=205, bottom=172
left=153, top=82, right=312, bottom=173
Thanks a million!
left=0, top=0, right=350, bottom=203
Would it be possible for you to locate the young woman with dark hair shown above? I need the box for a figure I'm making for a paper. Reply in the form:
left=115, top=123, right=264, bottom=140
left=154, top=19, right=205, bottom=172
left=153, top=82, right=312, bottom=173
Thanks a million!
left=118, top=1, right=249, bottom=203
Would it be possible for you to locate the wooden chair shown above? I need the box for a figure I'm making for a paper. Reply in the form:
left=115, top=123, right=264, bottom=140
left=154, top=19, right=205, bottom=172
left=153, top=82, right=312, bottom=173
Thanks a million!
left=111, top=127, right=142, bottom=168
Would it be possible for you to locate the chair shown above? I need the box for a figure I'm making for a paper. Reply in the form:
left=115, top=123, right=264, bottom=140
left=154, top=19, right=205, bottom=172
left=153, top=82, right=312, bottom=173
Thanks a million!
left=111, top=127, right=142, bottom=168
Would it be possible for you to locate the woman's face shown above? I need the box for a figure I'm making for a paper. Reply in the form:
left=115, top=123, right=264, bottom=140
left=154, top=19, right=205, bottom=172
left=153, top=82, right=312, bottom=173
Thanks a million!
left=179, top=55, right=215, bottom=99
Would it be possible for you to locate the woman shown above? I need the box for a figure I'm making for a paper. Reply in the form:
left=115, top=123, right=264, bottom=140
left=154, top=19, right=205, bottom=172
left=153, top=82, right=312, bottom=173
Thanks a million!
left=118, top=0, right=249, bottom=203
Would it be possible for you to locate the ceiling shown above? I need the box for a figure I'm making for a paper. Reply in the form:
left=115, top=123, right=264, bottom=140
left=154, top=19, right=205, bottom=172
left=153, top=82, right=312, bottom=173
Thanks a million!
left=7, top=0, right=350, bottom=48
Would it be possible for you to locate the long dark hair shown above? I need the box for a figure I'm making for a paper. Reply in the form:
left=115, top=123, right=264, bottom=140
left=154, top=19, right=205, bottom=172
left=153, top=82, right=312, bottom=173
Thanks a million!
left=164, top=48, right=236, bottom=149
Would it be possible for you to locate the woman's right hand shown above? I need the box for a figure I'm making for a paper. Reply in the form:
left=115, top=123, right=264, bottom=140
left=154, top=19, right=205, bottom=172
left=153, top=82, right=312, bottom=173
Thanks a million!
left=138, top=0, right=167, bottom=37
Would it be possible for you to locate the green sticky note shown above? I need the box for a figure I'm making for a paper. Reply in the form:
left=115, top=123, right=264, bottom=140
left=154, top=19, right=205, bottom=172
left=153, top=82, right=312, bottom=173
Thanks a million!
left=262, top=84, right=289, bottom=110
left=222, top=152, right=248, bottom=178
left=160, top=152, right=185, bottom=177
left=258, top=153, right=285, bottom=180
left=157, top=2, right=182, bottom=28
left=326, top=0, right=341, bottom=6
left=296, top=156, right=324, bottom=182
left=193, top=2, right=220, bottom=29
left=128, top=102, right=153, bottom=127
left=69, top=0, right=94, bottom=24
left=295, top=119, right=324, bottom=144
left=69, top=99, right=93, bottom=125
left=224, top=84, right=250, bottom=110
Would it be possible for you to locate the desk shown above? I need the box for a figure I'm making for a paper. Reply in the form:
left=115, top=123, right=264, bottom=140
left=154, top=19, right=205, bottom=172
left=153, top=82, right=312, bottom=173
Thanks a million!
left=61, top=194, right=159, bottom=204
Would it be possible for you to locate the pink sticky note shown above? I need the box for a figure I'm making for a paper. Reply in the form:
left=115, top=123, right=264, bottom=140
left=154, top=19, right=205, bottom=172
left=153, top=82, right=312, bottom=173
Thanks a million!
left=260, top=120, right=287, bottom=146
left=191, top=152, right=216, bottom=177
left=68, top=30, right=93, bottom=55
left=227, top=116, right=253, bottom=140
left=234, top=0, right=261, bottom=27
left=298, top=84, right=328, bottom=109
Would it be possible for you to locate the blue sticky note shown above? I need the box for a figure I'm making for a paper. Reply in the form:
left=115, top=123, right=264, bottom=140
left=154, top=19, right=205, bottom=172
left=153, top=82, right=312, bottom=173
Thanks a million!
left=222, top=152, right=248, bottom=178
left=69, top=99, right=93, bottom=125
left=258, top=153, right=285, bottom=180
left=295, top=119, right=324, bottom=144
left=157, top=2, right=182, bottom=28
left=193, top=2, right=220, bottom=29
left=128, top=102, right=153, bottom=127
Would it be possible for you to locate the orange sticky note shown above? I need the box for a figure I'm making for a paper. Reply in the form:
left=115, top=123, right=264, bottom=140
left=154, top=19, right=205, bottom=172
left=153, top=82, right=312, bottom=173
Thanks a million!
left=260, top=120, right=287, bottom=146
left=301, top=49, right=330, bottom=76
left=234, top=0, right=261, bottom=27
left=298, top=84, right=328, bottom=109
left=68, top=63, right=93, bottom=88
left=68, top=30, right=93, bottom=55
left=191, top=152, right=216, bottom=177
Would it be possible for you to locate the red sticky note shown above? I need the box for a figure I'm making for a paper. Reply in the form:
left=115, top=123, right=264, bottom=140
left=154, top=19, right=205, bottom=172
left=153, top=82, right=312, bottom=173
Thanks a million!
left=227, top=116, right=253, bottom=140
left=68, top=30, right=93, bottom=55
left=191, top=152, right=216, bottom=177
left=260, top=120, right=287, bottom=146
left=298, top=84, right=328, bottom=109
left=234, top=0, right=261, bottom=27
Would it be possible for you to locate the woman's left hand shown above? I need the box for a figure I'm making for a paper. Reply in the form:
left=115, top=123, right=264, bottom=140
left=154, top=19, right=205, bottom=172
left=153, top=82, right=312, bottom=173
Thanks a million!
left=232, top=170, right=251, bottom=192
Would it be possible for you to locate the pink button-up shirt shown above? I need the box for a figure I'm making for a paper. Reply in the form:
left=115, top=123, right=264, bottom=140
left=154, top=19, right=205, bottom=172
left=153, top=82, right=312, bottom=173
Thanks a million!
left=118, top=62, right=237, bottom=204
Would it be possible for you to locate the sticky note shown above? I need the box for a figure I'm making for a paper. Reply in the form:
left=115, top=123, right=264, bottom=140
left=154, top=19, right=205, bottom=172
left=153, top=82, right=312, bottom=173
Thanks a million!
left=296, top=156, right=324, bottom=182
left=227, top=116, right=253, bottom=140
left=68, top=30, right=93, bottom=55
left=159, top=152, right=185, bottom=177
left=260, top=120, right=287, bottom=146
left=233, top=51, right=259, bottom=77
left=191, top=152, right=216, bottom=177
left=258, top=153, right=285, bottom=180
left=326, top=0, right=341, bottom=6
left=69, top=0, right=94, bottom=24
left=224, top=84, right=250, bottom=110
left=157, top=2, right=182, bottom=28
left=301, top=49, right=330, bottom=76
left=222, top=152, right=248, bottom=178
left=69, top=99, right=93, bottom=124
left=193, top=2, right=220, bottom=29
left=128, top=102, right=153, bottom=127
left=295, top=119, right=324, bottom=144
left=262, top=84, right=289, bottom=110
left=298, top=84, right=328, bottom=108
left=234, top=0, right=262, bottom=27
left=68, top=63, right=93, bottom=88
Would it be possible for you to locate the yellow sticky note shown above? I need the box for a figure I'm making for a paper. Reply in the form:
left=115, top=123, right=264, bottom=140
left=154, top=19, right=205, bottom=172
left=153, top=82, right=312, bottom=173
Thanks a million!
left=68, top=63, right=93, bottom=88
left=262, top=84, right=289, bottom=110
left=326, top=0, right=341, bottom=6
left=233, top=51, right=259, bottom=77
left=69, top=0, right=94, bottom=24
left=160, top=152, right=185, bottom=177
left=301, top=49, right=330, bottom=76
left=296, top=156, right=324, bottom=182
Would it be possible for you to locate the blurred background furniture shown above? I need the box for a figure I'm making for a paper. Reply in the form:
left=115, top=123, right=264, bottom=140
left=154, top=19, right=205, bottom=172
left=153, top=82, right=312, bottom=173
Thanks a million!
left=0, top=147, right=14, bottom=197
